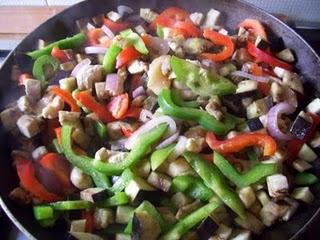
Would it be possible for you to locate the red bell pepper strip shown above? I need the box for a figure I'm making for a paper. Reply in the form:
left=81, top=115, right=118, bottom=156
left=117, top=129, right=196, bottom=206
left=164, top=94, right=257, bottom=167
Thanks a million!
left=51, top=47, right=69, bottom=63
left=39, top=153, right=72, bottom=191
left=201, top=29, right=235, bottom=62
left=206, top=132, right=277, bottom=157
left=150, top=7, right=200, bottom=37
left=251, top=63, right=263, bottom=76
left=75, top=91, right=114, bottom=123
left=247, top=42, right=293, bottom=70
left=82, top=210, right=95, bottom=233
left=116, top=46, right=141, bottom=69
left=238, top=19, right=267, bottom=40
left=87, top=28, right=103, bottom=46
left=121, top=106, right=142, bottom=119
left=107, top=93, right=129, bottom=119
left=15, top=157, right=62, bottom=202
left=51, top=86, right=80, bottom=112
left=103, top=18, right=130, bottom=33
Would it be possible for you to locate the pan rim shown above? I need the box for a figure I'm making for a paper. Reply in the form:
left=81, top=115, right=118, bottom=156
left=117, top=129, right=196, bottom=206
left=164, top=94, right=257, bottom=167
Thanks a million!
left=0, top=0, right=319, bottom=239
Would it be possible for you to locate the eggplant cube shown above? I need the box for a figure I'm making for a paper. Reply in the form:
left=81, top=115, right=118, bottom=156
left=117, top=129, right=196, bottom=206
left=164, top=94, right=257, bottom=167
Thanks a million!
left=292, top=187, right=314, bottom=204
left=266, top=174, right=289, bottom=199
left=125, top=177, right=155, bottom=205
left=298, top=144, right=317, bottom=162
left=147, top=172, right=172, bottom=192
left=247, top=117, right=264, bottom=131
left=132, top=212, right=161, bottom=240
left=310, top=132, right=320, bottom=148
left=306, top=98, right=320, bottom=116
left=196, top=217, right=218, bottom=240
left=289, top=116, right=312, bottom=140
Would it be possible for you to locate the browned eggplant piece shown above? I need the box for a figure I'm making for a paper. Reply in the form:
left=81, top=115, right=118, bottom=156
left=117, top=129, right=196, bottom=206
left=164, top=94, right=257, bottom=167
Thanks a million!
left=289, top=116, right=312, bottom=140
left=196, top=217, right=219, bottom=240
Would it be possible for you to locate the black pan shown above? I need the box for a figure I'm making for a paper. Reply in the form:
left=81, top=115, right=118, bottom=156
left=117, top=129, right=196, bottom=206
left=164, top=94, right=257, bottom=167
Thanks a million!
left=0, top=0, right=319, bottom=239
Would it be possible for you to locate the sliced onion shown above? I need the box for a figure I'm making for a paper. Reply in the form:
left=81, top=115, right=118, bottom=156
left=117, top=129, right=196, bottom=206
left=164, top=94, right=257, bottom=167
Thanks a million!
left=117, top=5, right=134, bottom=17
left=168, top=136, right=188, bottom=161
left=231, top=71, right=270, bottom=82
left=105, top=73, right=119, bottom=94
left=71, top=58, right=91, bottom=77
left=267, top=102, right=296, bottom=140
left=139, top=109, right=153, bottom=123
left=148, top=37, right=170, bottom=56
left=84, top=46, right=107, bottom=55
left=125, top=116, right=177, bottom=149
left=101, top=25, right=115, bottom=39
left=156, top=132, right=180, bottom=150
left=132, top=86, right=145, bottom=98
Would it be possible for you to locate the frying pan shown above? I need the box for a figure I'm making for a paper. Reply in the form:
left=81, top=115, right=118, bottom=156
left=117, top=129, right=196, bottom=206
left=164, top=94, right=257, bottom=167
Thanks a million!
left=0, top=0, right=319, bottom=239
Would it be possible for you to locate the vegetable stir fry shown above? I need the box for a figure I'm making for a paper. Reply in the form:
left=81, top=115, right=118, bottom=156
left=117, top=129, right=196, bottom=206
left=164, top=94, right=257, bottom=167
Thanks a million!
left=1, top=5, right=320, bottom=240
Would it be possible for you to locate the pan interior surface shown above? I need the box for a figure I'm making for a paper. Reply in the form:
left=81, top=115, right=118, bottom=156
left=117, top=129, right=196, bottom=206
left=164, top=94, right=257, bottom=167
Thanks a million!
left=0, top=0, right=319, bottom=239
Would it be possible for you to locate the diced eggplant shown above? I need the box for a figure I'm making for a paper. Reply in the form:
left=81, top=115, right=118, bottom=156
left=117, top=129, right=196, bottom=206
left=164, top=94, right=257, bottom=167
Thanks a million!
left=291, top=187, right=314, bottom=204
left=70, top=167, right=94, bottom=190
left=147, top=172, right=172, bottom=192
left=69, top=232, right=103, bottom=240
left=249, top=200, right=262, bottom=216
left=292, top=159, right=312, bottom=172
left=238, top=186, right=256, bottom=208
left=0, top=107, right=22, bottom=131
left=270, top=81, right=284, bottom=103
left=171, top=192, right=193, bottom=209
left=281, top=198, right=299, bottom=221
left=189, top=12, right=204, bottom=26
left=196, top=217, right=218, bottom=240
left=247, top=117, right=264, bottom=131
left=116, top=206, right=135, bottom=224
left=80, top=188, right=111, bottom=203
left=31, top=146, right=48, bottom=160
left=310, top=132, right=320, bottom=148
left=289, top=116, right=312, bottom=140
left=282, top=72, right=303, bottom=94
left=276, top=48, right=295, bottom=63
left=70, top=219, right=86, bottom=233
left=115, top=234, right=131, bottom=240
left=298, top=144, right=317, bottom=162
left=256, top=191, right=270, bottom=206
left=165, top=158, right=193, bottom=177
left=94, top=208, right=114, bottom=229
left=235, top=212, right=264, bottom=234
left=267, top=174, right=289, bottom=199
left=176, top=200, right=202, bottom=219
left=124, top=177, right=155, bottom=206
left=17, top=115, right=41, bottom=138
left=247, top=97, right=271, bottom=119
left=132, top=212, right=161, bottom=240
left=139, top=8, right=158, bottom=23
left=213, top=224, right=233, bottom=240
left=133, top=159, right=151, bottom=179
left=230, top=230, right=251, bottom=240
left=255, top=36, right=270, bottom=50
left=221, top=94, right=246, bottom=117
left=157, top=207, right=177, bottom=225
left=107, top=11, right=122, bottom=22
left=202, top=8, right=221, bottom=29
left=269, top=36, right=285, bottom=52
left=236, top=80, right=258, bottom=94
left=306, top=98, right=320, bottom=116
left=259, top=201, right=288, bottom=226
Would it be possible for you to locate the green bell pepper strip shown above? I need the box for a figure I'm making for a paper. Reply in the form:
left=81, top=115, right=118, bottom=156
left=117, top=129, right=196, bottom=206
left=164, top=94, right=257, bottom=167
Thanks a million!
left=214, top=151, right=277, bottom=188
left=32, top=55, right=60, bottom=82
left=33, top=206, right=54, bottom=221
left=93, top=124, right=168, bottom=175
left=158, top=89, right=235, bottom=135
left=110, top=169, right=135, bottom=192
left=97, top=192, right=129, bottom=207
left=171, top=56, right=236, bottom=96
left=95, top=120, right=108, bottom=141
left=38, top=216, right=59, bottom=227
left=27, top=32, right=86, bottom=59
left=51, top=138, right=63, bottom=154
left=171, top=175, right=214, bottom=201
left=183, top=152, right=246, bottom=219
left=159, top=201, right=220, bottom=240
left=120, top=29, right=149, bottom=54
left=50, top=200, right=93, bottom=211
left=103, top=43, right=122, bottom=74
left=171, top=89, right=200, bottom=108
left=150, top=144, right=175, bottom=171
left=61, top=125, right=111, bottom=188
left=293, top=172, right=319, bottom=186
left=156, top=25, right=164, bottom=39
